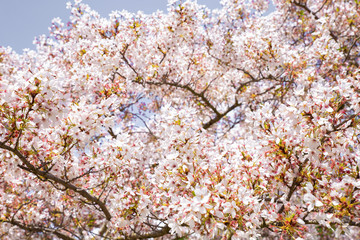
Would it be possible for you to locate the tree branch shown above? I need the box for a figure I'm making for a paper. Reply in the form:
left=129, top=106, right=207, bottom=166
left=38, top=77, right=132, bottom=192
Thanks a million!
left=0, top=142, right=112, bottom=221
left=5, top=219, right=75, bottom=240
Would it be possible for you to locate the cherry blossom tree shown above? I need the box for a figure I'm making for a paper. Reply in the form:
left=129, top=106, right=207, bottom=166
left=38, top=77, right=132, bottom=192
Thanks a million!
left=1, top=0, right=359, bottom=239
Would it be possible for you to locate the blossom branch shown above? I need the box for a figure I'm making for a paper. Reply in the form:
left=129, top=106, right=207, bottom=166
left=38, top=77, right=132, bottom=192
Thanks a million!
left=0, top=142, right=112, bottom=221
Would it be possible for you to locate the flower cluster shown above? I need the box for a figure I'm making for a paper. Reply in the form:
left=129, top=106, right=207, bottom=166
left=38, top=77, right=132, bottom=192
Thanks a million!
left=0, top=0, right=359, bottom=239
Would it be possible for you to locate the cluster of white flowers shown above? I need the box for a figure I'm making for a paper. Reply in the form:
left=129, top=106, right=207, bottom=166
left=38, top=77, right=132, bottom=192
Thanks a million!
left=0, top=0, right=359, bottom=239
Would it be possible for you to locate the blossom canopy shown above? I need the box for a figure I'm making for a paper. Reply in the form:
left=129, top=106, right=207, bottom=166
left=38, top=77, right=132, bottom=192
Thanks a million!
left=0, top=0, right=360, bottom=239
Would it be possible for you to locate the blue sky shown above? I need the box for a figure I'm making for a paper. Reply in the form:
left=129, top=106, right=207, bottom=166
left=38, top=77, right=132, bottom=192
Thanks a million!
left=0, top=0, right=222, bottom=53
